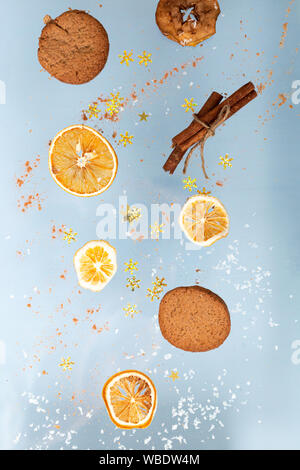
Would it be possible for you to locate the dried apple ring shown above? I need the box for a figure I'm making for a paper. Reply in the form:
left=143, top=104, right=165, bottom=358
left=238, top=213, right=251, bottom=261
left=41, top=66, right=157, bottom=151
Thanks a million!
left=156, top=0, right=221, bottom=47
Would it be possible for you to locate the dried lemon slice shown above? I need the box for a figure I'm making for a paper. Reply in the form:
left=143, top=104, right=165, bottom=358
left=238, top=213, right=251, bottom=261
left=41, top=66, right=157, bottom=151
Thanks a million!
left=73, top=240, right=117, bottom=292
left=179, top=195, right=229, bottom=247
left=49, top=125, right=118, bottom=197
left=102, top=370, right=157, bottom=429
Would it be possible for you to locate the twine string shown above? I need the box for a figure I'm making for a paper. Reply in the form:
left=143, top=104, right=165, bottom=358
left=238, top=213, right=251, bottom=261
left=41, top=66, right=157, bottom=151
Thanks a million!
left=183, top=104, right=231, bottom=178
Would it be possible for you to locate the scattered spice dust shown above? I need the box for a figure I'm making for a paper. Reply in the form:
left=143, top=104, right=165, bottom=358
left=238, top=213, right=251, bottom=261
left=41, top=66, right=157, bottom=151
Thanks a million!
left=17, top=193, right=43, bottom=213
left=279, top=0, right=295, bottom=48
left=60, top=270, right=68, bottom=280
left=51, top=224, right=66, bottom=240
left=255, top=0, right=296, bottom=127
left=92, top=322, right=109, bottom=334
left=276, top=93, right=288, bottom=107
left=82, top=56, right=204, bottom=123
left=16, top=156, right=40, bottom=188
left=280, top=23, right=288, bottom=49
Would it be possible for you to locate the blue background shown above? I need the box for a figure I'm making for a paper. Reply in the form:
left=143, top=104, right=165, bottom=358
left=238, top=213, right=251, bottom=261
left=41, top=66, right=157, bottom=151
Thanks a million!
left=0, top=0, right=299, bottom=450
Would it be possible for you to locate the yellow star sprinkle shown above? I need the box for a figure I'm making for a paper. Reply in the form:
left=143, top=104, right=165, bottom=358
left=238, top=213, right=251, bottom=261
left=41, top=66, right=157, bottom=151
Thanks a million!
left=59, top=357, right=75, bottom=371
left=86, top=104, right=101, bottom=119
left=124, top=205, right=142, bottom=224
left=139, top=112, right=150, bottom=122
left=126, top=276, right=141, bottom=292
left=219, top=154, right=233, bottom=169
left=119, top=50, right=134, bottom=66
left=124, top=259, right=138, bottom=274
left=63, top=228, right=77, bottom=245
left=138, top=51, right=152, bottom=67
left=150, top=222, right=164, bottom=240
left=183, top=176, right=198, bottom=192
left=182, top=98, right=198, bottom=113
left=147, top=277, right=167, bottom=301
left=169, top=371, right=179, bottom=381
left=123, top=304, right=140, bottom=319
left=106, top=92, right=124, bottom=116
left=119, top=131, right=134, bottom=147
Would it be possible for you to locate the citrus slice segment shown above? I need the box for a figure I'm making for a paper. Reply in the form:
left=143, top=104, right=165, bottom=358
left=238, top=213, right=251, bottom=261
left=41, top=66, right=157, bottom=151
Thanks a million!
left=179, top=195, right=229, bottom=247
left=102, top=370, right=157, bottom=429
left=49, top=125, right=118, bottom=197
left=73, top=240, right=117, bottom=292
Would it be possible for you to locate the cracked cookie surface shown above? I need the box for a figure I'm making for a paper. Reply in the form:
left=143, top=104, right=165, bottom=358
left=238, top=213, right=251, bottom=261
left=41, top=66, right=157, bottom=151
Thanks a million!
left=38, top=10, right=109, bottom=85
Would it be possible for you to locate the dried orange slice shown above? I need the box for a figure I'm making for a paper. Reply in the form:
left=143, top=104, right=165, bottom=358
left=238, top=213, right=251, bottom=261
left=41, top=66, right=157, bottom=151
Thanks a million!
left=102, top=370, right=157, bottom=429
left=179, top=195, right=229, bottom=247
left=73, top=240, right=117, bottom=292
left=49, top=125, right=118, bottom=197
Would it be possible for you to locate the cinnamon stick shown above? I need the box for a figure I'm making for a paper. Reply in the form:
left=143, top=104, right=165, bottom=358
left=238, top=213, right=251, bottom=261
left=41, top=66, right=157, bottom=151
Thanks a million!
left=173, top=82, right=255, bottom=148
left=192, top=91, right=223, bottom=122
left=163, top=91, right=223, bottom=174
left=163, top=147, right=186, bottom=174
left=179, top=89, right=257, bottom=152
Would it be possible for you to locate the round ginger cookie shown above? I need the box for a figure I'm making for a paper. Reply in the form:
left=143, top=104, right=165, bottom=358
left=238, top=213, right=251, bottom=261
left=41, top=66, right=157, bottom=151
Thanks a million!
left=159, top=286, right=230, bottom=352
left=155, top=0, right=220, bottom=47
left=38, top=10, right=109, bottom=85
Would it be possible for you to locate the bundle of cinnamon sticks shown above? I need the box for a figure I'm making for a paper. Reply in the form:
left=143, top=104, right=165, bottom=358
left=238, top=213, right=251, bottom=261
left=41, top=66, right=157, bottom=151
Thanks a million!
left=163, top=82, right=257, bottom=176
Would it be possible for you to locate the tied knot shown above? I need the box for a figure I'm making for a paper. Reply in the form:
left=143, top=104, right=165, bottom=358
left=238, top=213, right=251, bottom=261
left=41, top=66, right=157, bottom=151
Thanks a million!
left=183, top=104, right=231, bottom=178
left=192, top=115, right=216, bottom=137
